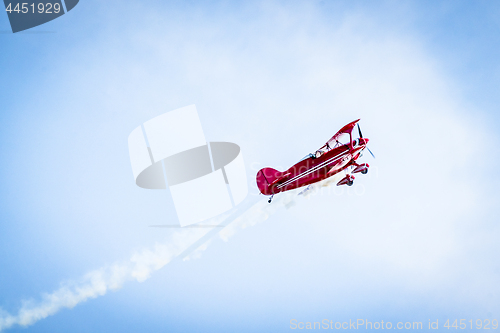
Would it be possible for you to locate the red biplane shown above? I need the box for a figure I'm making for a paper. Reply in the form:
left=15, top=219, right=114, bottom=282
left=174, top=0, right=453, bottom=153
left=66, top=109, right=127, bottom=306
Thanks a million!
left=256, top=119, right=374, bottom=203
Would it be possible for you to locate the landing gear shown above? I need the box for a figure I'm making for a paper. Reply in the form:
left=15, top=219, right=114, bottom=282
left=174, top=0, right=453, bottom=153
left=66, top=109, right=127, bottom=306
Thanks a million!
left=268, top=194, right=274, bottom=203
left=337, top=174, right=355, bottom=186
left=352, top=162, right=369, bottom=175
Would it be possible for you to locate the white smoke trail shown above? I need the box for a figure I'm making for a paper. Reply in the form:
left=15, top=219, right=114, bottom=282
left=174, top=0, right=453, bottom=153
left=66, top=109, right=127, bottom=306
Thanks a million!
left=0, top=181, right=333, bottom=331
left=0, top=227, right=210, bottom=331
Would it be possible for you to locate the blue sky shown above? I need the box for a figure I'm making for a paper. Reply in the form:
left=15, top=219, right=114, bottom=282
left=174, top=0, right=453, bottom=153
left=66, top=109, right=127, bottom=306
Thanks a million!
left=1, top=1, right=499, bottom=332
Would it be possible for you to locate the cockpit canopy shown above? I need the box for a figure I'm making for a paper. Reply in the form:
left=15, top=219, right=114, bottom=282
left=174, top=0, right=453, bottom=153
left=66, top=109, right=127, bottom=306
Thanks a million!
left=299, top=153, right=316, bottom=162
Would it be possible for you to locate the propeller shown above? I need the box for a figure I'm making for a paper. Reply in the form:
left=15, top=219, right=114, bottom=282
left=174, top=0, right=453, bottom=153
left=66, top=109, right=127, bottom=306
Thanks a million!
left=357, top=122, right=375, bottom=158
left=357, top=123, right=363, bottom=139
left=366, top=147, right=376, bottom=158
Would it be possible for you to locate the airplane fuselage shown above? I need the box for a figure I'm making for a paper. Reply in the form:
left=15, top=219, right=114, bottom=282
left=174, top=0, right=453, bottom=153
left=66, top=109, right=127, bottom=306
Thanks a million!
left=257, top=140, right=367, bottom=195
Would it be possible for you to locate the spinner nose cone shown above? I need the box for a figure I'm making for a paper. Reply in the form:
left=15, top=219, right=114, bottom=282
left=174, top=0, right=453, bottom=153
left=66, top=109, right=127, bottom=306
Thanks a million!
left=360, top=138, right=369, bottom=145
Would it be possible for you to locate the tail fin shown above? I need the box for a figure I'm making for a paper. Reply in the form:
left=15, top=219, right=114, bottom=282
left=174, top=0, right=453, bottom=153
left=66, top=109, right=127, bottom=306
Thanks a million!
left=256, top=167, right=283, bottom=195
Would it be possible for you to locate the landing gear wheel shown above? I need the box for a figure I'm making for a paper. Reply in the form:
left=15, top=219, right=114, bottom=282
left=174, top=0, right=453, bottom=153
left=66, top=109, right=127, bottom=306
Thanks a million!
left=347, top=180, right=354, bottom=186
left=361, top=169, right=368, bottom=174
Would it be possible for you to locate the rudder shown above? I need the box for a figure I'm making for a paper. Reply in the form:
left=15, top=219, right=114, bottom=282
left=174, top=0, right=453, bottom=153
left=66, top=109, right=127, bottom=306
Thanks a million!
left=256, top=167, right=283, bottom=195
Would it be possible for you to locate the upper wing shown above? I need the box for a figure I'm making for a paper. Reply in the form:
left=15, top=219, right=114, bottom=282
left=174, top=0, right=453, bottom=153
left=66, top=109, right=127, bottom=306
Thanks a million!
left=323, top=119, right=360, bottom=150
